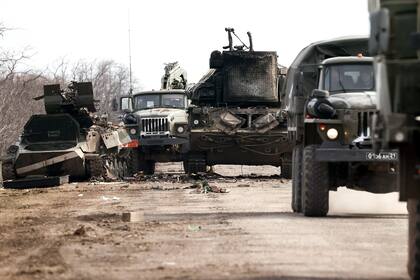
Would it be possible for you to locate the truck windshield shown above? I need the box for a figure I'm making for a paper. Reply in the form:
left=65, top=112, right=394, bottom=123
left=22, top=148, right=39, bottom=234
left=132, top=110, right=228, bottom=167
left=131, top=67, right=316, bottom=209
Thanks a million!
left=323, top=64, right=374, bottom=93
left=134, top=94, right=185, bottom=110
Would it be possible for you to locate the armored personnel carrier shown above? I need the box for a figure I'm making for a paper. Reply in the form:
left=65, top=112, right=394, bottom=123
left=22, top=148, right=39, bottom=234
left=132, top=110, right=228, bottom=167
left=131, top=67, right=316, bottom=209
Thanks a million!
left=1, top=82, right=130, bottom=181
left=283, top=37, right=398, bottom=216
left=186, top=28, right=292, bottom=176
left=369, top=0, right=420, bottom=277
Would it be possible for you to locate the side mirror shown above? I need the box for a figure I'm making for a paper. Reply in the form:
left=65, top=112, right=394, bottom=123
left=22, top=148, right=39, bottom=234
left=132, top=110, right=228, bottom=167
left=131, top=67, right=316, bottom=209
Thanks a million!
left=120, top=96, right=133, bottom=113
left=311, top=89, right=329, bottom=98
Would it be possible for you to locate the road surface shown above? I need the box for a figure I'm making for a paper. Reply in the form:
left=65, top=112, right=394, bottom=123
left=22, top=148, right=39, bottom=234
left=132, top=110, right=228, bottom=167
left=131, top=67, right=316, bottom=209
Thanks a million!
left=0, top=163, right=408, bottom=280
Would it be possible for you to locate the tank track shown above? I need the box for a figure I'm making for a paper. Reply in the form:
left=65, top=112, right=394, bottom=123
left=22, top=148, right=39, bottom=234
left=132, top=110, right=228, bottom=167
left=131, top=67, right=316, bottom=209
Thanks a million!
left=86, top=157, right=105, bottom=179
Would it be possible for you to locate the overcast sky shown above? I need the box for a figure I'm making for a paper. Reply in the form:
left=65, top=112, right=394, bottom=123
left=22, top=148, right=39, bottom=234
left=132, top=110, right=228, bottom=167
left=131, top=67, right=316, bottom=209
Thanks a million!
left=1, top=0, right=370, bottom=90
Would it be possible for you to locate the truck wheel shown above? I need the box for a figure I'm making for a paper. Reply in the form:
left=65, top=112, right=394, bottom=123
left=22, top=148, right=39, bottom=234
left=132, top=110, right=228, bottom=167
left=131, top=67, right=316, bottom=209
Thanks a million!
left=143, top=160, right=155, bottom=175
left=126, top=150, right=140, bottom=176
left=301, top=145, right=329, bottom=217
left=2, top=161, right=16, bottom=181
left=291, top=146, right=302, bottom=213
left=183, top=160, right=190, bottom=174
left=281, top=163, right=292, bottom=179
left=408, top=199, right=420, bottom=279
left=87, top=157, right=104, bottom=179
left=183, top=157, right=207, bottom=174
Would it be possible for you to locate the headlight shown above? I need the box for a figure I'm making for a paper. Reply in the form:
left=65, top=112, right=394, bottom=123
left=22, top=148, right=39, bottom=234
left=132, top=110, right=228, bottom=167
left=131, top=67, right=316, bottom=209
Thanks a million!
left=193, top=119, right=199, bottom=125
left=326, top=128, right=338, bottom=140
left=177, top=126, right=185, bottom=133
left=130, top=128, right=137, bottom=135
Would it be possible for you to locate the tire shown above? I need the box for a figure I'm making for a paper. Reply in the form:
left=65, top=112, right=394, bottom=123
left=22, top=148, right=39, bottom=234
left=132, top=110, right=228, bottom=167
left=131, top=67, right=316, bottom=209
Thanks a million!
left=143, top=160, right=155, bottom=175
left=408, top=199, right=420, bottom=279
left=281, top=163, right=292, bottom=179
left=183, top=160, right=190, bottom=174
left=291, top=146, right=303, bottom=213
left=86, top=157, right=104, bottom=179
left=2, top=161, right=16, bottom=181
left=301, top=145, right=329, bottom=217
left=126, top=150, right=140, bottom=176
left=183, top=158, right=206, bottom=174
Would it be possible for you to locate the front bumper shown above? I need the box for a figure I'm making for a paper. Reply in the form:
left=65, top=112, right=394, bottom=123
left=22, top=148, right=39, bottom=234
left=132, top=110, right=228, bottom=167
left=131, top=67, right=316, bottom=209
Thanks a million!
left=315, top=145, right=399, bottom=162
left=139, top=135, right=188, bottom=146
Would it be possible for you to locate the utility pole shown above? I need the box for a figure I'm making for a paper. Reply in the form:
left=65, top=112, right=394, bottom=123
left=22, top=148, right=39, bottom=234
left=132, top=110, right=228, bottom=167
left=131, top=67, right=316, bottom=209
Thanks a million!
left=128, top=9, right=133, bottom=96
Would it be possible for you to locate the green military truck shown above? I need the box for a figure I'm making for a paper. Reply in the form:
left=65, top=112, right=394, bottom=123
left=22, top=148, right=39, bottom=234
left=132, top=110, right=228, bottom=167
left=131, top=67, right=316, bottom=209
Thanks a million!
left=283, top=37, right=398, bottom=216
left=118, top=62, right=189, bottom=175
left=369, top=0, right=420, bottom=277
left=120, top=89, right=190, bottom=175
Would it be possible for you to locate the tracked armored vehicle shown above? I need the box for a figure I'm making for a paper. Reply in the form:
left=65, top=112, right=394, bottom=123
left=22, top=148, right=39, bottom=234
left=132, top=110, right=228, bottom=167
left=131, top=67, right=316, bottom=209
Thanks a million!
left=1, top=82, right=130, bottom=182
left=186, top=28, right=292, bottom=176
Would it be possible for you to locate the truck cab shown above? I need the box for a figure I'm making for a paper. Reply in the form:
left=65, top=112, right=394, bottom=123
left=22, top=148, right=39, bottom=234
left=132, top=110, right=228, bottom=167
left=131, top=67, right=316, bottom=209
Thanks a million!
left=121, top=90, right=189, bottom=174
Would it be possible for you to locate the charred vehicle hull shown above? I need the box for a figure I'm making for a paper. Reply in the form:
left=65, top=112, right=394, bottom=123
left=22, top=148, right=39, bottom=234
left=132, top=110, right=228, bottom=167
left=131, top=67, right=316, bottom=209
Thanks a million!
left=187, top=31, right=292, bottom=176
left=189, top=107, right=290, bottom=166
left=1, top=82, right=130, bottom=182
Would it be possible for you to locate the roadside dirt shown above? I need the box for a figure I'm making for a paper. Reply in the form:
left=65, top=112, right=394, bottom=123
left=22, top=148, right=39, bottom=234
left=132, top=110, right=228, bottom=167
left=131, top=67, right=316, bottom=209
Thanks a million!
left=0, top=163, right=408, bottom=280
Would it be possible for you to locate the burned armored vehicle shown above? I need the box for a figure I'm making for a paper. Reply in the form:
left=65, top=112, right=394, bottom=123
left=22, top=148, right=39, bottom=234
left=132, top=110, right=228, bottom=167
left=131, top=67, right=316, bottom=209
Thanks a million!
left=284, top=37, right=398, bottom=216
left=369, top=0, right=420, bottom=277
left=186, top=28, right=292, bottom=176
left=1, top=82, right=130, bottom=182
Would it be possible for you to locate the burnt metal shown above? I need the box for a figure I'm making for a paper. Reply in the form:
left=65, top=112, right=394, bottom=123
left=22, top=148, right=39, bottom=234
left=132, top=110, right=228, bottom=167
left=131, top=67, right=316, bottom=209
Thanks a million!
left=3, top=175, right=69, bottom=189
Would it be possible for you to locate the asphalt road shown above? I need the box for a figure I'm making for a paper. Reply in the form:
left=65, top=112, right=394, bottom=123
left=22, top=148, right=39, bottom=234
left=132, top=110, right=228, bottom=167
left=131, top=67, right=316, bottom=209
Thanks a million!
left=0, top=163, right=408, bottom=280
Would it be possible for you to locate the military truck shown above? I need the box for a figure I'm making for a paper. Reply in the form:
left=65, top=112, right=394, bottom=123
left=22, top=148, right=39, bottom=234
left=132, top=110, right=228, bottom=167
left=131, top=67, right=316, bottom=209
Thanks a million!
left=121, top=89, right=189, bottom=175
left=186, top=28, right=292, bottom=176
left=369, top=0, right=420, bottom=277
left=283, top=37, right=398, bottom=216
left=1, top=82, right=130, bottom=182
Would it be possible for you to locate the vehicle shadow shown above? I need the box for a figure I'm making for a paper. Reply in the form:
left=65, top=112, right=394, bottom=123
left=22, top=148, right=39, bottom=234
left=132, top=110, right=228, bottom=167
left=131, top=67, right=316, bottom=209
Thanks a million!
left=240, top=276, right=405, bottom=280
left=148, top=211, right=406, bottom=222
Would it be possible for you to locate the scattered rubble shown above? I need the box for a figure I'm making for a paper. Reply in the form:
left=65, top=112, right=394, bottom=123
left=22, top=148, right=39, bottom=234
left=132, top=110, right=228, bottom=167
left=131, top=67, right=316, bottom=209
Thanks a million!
left=187, top=181, right=228, bottom=194
left=73, top=225, right=87, bottom=236
left=122, top=212, right=144, bottom=223
left=187, top=224, right=202, bottom=232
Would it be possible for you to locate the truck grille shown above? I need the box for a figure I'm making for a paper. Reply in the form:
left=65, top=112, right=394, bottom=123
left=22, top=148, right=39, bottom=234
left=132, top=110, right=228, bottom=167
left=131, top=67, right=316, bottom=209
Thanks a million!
left=357, top=111, right=375, bottom=137
left=141, top=118, right=169, bottom=133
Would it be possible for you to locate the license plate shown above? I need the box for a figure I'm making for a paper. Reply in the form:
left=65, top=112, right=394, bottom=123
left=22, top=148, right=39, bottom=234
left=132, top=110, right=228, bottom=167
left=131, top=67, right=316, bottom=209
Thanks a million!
left=366, top=152, right=399, bottom=161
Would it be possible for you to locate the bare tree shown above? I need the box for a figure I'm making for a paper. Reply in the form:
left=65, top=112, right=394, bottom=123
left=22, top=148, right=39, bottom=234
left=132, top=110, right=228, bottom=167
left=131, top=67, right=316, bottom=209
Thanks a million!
left=48, top=58, right=135, bottom=113
left=0, top=23, right=136, bottom=154
left=0, top=23, right=45, bottom=154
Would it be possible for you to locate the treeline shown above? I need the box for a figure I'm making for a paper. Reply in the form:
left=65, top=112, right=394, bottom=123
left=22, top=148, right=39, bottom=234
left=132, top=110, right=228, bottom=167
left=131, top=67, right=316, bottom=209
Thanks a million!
left=0, top=25, right=136, bottom=154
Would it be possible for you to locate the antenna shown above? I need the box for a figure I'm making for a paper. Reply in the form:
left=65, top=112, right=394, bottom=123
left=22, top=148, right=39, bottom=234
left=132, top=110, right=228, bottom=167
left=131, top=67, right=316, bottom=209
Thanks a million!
left=128, top=9, right=133, bottom=96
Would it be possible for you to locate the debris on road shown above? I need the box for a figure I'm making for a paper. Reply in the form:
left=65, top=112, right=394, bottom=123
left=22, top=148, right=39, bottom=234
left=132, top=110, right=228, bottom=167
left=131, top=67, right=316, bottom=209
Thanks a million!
left=187, top=181, right=228, bottom=194
left=122, top=212, right=144, bottom=222
left=101, top=195, right=120, bottom=202
left=73, top=225, right=86, bottom=236
left=2, top=175, right=69, bottom=189
left=187, top=224, right=202, bottom=232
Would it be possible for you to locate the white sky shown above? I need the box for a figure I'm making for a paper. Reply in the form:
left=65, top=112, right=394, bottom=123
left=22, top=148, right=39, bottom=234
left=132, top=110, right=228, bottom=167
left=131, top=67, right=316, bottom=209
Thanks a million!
left=0, top=0, right=370, bottom=90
